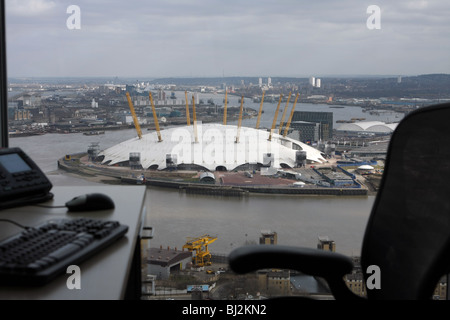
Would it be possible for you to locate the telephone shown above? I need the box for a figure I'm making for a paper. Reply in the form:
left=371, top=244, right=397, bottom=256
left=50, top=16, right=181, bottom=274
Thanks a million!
left=0, top=147, right=53, bottom=209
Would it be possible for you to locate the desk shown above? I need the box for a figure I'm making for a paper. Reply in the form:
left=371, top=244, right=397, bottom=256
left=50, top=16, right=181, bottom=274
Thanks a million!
left=0, top=185, right=147, bottom=300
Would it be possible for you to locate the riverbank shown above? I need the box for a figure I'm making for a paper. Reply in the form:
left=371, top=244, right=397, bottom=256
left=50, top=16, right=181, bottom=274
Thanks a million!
left=57, top=153, right=373, bottom=196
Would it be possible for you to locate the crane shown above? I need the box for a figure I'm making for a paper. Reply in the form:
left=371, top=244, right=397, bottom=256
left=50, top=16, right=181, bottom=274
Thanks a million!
left=192, top=95, right=198, bottom=143
left=235, top=96, right=244, bottom=143
left=149, top=92, right=162, bottom=142
left=185, top=91, right=191, bottom=126
left=125, top=92, right=143, bottom=139
left=278, top=91, right=292, bottom=134
left=183, top=235, right=218, bottom=267
left=283, top=92, right=300, bottom=137
left=255, top=90, right=265, bottom=129
left=268, top=94, right=283, bottom=141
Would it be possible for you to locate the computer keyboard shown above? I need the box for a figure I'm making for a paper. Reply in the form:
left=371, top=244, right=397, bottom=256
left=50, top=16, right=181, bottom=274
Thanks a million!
left=0, top=218, right=128, bottom=286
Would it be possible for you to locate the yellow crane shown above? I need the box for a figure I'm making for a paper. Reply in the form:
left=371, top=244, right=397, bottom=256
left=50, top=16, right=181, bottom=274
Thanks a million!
left=283, top=92, right=300, bottom=137
left=255, top=90, right=265, bottom=129
left=183, top=235, right=218, bottom=267
left=126, top=92, right=143, bottom=139
left=278, top=91, right=292, bottom=134
left=149, top=92, right=162, bottom=142
left=235, top=96, right=244, bottom=143
left=268, top=94, right=283, bottom=141
left=192, top=95, right=198, bottom=143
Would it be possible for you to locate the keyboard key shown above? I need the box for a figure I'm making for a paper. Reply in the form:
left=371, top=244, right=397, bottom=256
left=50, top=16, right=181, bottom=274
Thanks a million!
left=48, top=243, right=82, bottom=261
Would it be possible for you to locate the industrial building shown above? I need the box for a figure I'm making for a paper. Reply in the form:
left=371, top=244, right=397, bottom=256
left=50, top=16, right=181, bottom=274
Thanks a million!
left=287, top=120, right=321, bottom=143
left=290, top=111, right=333, bottom=140
left=147, top=246, right=192, bottom=280
left=336, top=121, right=398, bottom=134
left=257, top=270, right=291, bottom=296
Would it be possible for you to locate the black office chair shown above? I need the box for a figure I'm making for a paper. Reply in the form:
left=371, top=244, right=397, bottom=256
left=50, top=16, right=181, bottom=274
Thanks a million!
left=229, top=102, right=450, bottom=300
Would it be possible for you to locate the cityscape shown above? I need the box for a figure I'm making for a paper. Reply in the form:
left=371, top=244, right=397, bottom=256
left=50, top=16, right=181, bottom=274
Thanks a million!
left=3, top=0, right=450, bottom=310
left=8, top=73, right=450, bottom=137
left=7, top=73, right=450, bottom=300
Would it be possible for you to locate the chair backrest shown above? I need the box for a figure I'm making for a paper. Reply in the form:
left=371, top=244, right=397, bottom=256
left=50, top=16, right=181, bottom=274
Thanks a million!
left=361, top=103, right=450, bottom=299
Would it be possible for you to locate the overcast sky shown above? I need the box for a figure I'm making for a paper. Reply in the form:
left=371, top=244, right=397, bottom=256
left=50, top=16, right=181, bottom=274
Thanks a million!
left=4, top=0, right=450, bottom=78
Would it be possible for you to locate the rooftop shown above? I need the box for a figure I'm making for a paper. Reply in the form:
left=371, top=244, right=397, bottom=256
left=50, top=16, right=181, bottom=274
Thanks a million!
left=147, top=247, right=192, bottom=267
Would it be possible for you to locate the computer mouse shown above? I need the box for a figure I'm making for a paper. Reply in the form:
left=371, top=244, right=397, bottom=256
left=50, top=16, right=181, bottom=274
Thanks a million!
left=65, top=193, right=115, bottom=212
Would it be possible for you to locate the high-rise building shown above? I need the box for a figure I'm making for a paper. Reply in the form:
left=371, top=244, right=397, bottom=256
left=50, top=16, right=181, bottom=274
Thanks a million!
left=315, top=78, right=321, bottom=88
left=290, top=111, right=333, bottom=141
left=288, top=121, right=321, bottom=143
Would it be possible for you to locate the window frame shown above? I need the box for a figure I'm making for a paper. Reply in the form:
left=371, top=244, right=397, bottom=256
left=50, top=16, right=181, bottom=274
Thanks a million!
left=0, top=1, right=8, bottom=148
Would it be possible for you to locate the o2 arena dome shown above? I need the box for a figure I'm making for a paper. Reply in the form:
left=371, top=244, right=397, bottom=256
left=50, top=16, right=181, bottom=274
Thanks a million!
left=98, top=123, right=326, bottom=172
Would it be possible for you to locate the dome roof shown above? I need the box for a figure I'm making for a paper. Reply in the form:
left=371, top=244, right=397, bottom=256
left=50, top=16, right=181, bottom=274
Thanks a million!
left=99, top=123, right=326, bottom=171
left=358, top=165, right=374, bottom=170
left=337, top=121, right=398, bottom=133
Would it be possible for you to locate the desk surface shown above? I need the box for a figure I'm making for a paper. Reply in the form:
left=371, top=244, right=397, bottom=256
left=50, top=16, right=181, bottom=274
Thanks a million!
left=0, top=185, right=147, bottom=300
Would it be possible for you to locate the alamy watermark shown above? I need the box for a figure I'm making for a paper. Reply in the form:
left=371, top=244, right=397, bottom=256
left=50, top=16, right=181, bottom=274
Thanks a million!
left=366, top=265, right=381, bottom=290
left=66, top=5, right=81, bottom=30
left=367, top=5, right=381, bottom=30
left=66, top=265, right=81, bottom=290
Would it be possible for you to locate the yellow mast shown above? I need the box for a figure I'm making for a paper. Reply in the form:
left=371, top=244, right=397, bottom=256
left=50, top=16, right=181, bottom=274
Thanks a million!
left=235, top=96, right=244, bottom=143
left=268, top=94, right=283, bottom=141
left=255, top=90, right=265, bottom=129
left=278, top=91, right=292, bottom=134
left=283, top=92, right=300, bottom=137
left=149, top=92, right=162, bottom=142
left=192, top=95, right=198, bottom=143
left=223, top=89, right=228, bottom=125
left=126, top=92, right=143, bottom=139
left=185, top=90, right=191, bottom=126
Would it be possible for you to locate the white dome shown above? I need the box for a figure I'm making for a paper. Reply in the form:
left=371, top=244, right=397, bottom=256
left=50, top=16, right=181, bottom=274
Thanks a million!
left=358, top=165, right=374, bottom=170
left=99, top=123, right=326, bottom=171
left=337, top=121, right=398, bottom=133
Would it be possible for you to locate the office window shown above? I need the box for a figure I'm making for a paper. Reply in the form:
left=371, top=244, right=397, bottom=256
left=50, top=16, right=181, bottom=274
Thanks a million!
left=0, top=1, right=8, bottom=148
left=3, top=1, right=450, bottom=301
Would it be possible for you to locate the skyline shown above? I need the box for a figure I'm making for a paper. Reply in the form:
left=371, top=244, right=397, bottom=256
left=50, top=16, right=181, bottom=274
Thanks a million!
left=4, top=0, right=450, bottom=78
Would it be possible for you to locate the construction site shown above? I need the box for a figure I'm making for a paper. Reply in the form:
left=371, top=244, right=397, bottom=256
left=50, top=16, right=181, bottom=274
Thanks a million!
left=142, top=234, right=231, bottom=300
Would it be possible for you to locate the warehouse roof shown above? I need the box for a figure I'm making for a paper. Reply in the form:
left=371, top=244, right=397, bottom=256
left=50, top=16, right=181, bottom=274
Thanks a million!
left=336, top=121, right=398, bottom=133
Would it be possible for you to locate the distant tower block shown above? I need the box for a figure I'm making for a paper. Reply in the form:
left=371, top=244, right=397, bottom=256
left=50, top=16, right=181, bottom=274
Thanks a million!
left=315, top=78, right=321, bottom=88
left=260, top=230, right=277, bottom=245
left=317, top=236, right=336, bottom=252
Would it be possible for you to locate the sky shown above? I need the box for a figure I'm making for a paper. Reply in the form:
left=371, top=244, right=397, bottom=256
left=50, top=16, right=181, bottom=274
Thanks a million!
left=4, top=0, right=450, bottom=78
